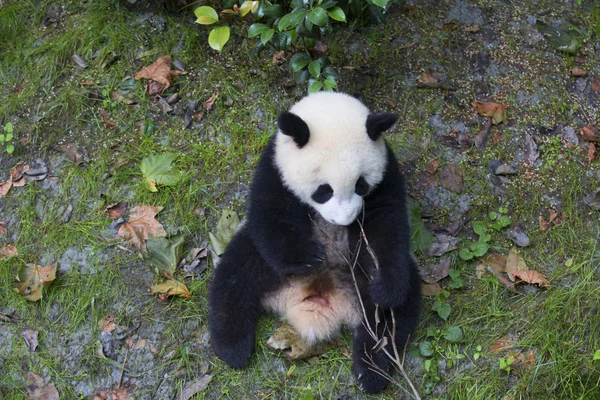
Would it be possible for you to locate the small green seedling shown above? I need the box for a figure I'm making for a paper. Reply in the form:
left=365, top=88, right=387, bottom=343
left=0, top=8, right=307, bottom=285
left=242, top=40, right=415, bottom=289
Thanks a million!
left=460, top=208, right=512, bottom=260
left=593, top=350, right=600, bottom=360
left=1, top=122, right=15, bottom=154
left=499, top=356, right=515, bottom=373
left=473, top=345, right=483, bottom=360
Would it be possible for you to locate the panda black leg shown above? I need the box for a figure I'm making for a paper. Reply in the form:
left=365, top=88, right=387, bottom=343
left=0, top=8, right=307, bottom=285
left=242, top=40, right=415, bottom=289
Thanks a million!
left=353, top=320, right=392, bottom=394
left=209, top=229, right=278, bottom=368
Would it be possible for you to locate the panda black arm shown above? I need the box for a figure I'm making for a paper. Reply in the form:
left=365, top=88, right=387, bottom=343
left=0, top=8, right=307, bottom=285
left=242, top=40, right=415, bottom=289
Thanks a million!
left=245, top=139, right=325, bottom=276
left=361, top=144, right=419, bottom=308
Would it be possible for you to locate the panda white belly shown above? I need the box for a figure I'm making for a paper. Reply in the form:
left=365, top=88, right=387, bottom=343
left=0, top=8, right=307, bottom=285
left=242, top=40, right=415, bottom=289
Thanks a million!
left=261, top=216, right=362, bottom=344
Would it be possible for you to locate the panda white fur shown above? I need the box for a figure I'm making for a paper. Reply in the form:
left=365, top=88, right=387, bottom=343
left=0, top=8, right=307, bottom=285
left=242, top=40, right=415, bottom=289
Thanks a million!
left=209, top=92, right=420, bottom=393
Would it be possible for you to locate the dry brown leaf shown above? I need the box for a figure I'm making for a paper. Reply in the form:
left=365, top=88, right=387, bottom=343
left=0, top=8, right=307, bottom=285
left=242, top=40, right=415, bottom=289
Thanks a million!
left=539, top=215, right=549, bottom=232
left=440, top=162, right=464, bottom=193
left=0, top=180, right=11, bottom=197
left=117, top=205, right=167, bottom=250
left=26, top=372, right=60, bottom=400
left=106, top=201, right=127, bottom=220
left=570, top=66, right=586, bottom=77
left=426, top=159, right=439, bottom=175
left=0, top=222, right=7, bottom=236
left=589, top=142, right=596, bottom=162
left=483, top=253, right=507, bottom=273
left=581, top=125, right=600, bottom=142
left=421, top=282, right=442, bottom=296
left=22, top=328, right=39, bottom=352
left=0, top=245, right=18, bottom=260
left=472, top=101, right=508, bottom=125
left=463, top=24, right=480, bottom=32
left=506, top=247, right=527, bottom=282
left=148, top=279, right=191, bottom=299
left=92, top=388, right=132, bottom=400
left=55, top=143, right=87, bottom=165
left=490, top=337, right=514, bottom=352
left=592, top=75, right=600, bottom=94
left=420, top=72, right=438, bottom=84
left=181, top=375, right=213, bottom=400
left=135, top=55, right=182, bottom=94
left=387, top=98, right=396, bottom=109
left=203, top=92, right=219, bottom=111
left=510, top=349, right=535, bottom=368
left=272, top=50, right=285, bottom=64
left=10, top=163, right=30, bottom=181
left=512, top=270, right=551, bottom=289
left=99, top=109, right=115, bottom=130
left=98, top=316, right=117, bottom=333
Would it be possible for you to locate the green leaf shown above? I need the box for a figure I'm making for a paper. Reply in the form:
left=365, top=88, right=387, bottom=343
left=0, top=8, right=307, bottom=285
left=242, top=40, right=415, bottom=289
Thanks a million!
left=308, top=7, right=328, bottom=27
left=6, top=133, right=13, bottom=141
left=470, top=241, right=489, bottom=257
left=443, top=326, right=463, bottom=342
left=479, top=233, right=491, bottom=243
left=140, top=153, right=183, bottom=192
left=496, top=215, right=511, bottom=229
left=308, top=80, right=323, bottom=93
left=322, top=66, right=337, bottom=79
left=436, top=303, right=451, bottom=320
left=323, top=77, right=337, bottom=91
left=308, top=60, right=321, bottom=78
left=146, top=234, right=185, bottom=278
left=260, top=29, right=275, bottom=45
left=208, top=26, right=231, bottom=52
left=594, top=350, right=600, bottom=360
left=371, top=0, right=389, bottom=8
left=536, top=20, right=584, bottom=55
left=278, top=10, right=306, bottom=31
left=472, top=221, right=487, bottom=236
left=0, top=134, right=4, bottom=142
left=239, top=0, right=254, bottom=16
left=6, top=144, right=14, bottom=154
left=209, top=210, right=241, bottom=256
left=3, top=122, right=13, bottom=133
left=273, top=31, right=293, bottom=50
left=194, top=6, right=219, bottom=25
left=326, top=6, right=346, bottom=22
left=248, top=23, right=269, bottom=38
left=488, top=211, right=498, bottom=220
left=409, top=201, right=435, bottom=255
left=294, top=69, right=311, bottom=84
left=290, top=53, right=311, bottom=72
left=459, top=248, right=473, bottom=260
left=419, top=341, right=434, bottom=357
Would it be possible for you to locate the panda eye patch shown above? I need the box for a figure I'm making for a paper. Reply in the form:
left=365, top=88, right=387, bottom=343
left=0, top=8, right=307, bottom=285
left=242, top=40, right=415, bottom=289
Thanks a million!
left=312, top=184, right=333, bottom=204
left=355, top=177, right=369, bottom=196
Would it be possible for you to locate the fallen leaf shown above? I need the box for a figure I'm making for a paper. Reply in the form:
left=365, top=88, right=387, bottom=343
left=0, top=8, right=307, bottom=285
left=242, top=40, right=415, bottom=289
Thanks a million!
left=149, top=279, right=191, bottom=299
left=428, top=235, right=460, bottom=257
left=463, top=24, right=480, bottom=32
left=10, top=163, right=30, bottom=181
left=0, top=312, right=20, bottom=323
left=585, top=189, right=600, bottom=210
left=440, top=163, right=464, bottom=194
left=54, top=143, right=87, bottom=165
left=420, top=258, right=451, bottom=284
left=581, top=126, right=600, bottom=142
left=203, top=92, right=219, bottom=111
left=539, top=215, right=549, bottom=232
left=98, top=316, right=117, bottom=333
left=512, top=270, right=551, bottom=289
left=0, top=180, right=11, bottom=197
left=570, top=67, right=586, bottom=77
left=536, top=20, right=584, bottom=55
left=483, top=253, right=507, bottom=273
left=0, top=245, right=18, bottom=259
left=12, top=264, right=57, bottom=302
left=99, top=109, right=115, bottom=130
left=420, top=72, right=438, bottom=85
left=506, top=247, right=527, bottom=282
left=593, top=75, right=600, bottom=94
left=140, top=153, right=183, bottom=192
left=106, top=201, right=127, bottom=220
left=421, top=282, right=442, bottom=296
left=472, top=101, right=508, bottom=125
left=426, top=159, right=439, bottom=175
left=182, top=247, right=208, bottom=278
left=490, top=337, right=514, bottom=352
left=135, top=55, right=182, bottom=95
left=26, top=372, right=60, bottom=400
left=0, top=222, right=8, bottom=235
left=209, top=210, right=240, bottom=256
left=266, top=323, right=334, bottom=360
left=117, top=205, right=167, bottom=250
left=146, top=234, right=184, bottom=278
left=22, top=328, right=39, bottom=352
left=589, top=143, right=596, bottom=162
left=181, top=375, right=213, bottom=400
left=92, top=388, right=131, bottom=400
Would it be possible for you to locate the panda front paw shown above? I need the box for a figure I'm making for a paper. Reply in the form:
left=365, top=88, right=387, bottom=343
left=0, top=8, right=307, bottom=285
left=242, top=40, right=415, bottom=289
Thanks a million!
left=353, top=354, right=390, bottom=393
left=369, top=270, right=408, bottom=308
left=280, top=239, right=325, bottom=276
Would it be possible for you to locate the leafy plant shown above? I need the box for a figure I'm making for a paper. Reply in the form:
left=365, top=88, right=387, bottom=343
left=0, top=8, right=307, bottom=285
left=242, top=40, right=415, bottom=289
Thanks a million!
left=140, top=153, right=183, bottom=192
left=459, top=208, right=511, bottom=261
left=1, top=122, right=15, bottom=154
left=418, top=324, right=465, bottom=393
left=473, top=345, right=483, bottom=360
left=499, top=355, right=515, bottom=373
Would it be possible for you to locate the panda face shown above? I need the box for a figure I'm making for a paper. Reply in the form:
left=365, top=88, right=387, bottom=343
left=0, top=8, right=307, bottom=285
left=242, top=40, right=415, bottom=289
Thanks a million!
left=274, top=92, right=394, bottom=226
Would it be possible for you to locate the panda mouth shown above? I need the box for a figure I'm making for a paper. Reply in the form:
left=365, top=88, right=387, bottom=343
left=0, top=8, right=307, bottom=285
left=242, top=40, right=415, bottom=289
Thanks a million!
left=303, top=293, right=330, bottom=307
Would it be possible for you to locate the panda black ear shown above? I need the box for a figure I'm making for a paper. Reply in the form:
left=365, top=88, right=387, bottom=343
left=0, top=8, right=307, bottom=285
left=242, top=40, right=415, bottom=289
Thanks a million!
left=278, top=111, right=310, bottom=148
left=366, top=113, right=398, bottom=141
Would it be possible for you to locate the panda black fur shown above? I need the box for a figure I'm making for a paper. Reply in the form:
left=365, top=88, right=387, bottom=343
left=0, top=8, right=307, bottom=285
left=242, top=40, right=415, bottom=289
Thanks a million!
left=209, top=92, right=421, bottom=394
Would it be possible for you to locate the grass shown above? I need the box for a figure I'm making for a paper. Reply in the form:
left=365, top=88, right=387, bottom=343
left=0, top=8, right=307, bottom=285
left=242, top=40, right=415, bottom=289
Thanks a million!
left=1, top=0, right=600, bottom=399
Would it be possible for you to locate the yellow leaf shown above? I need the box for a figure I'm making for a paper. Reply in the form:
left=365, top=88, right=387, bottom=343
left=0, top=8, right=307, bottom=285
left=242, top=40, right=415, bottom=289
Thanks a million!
left=149, top=279, right=191, bottom=299
left=12, top=264, right=57, bottom=302
left=506, top=247, right=527, bottom=282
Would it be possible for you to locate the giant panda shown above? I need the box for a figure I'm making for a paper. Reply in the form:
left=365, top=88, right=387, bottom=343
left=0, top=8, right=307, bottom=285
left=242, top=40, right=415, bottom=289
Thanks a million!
left=209, top=92, right=421, bottom=393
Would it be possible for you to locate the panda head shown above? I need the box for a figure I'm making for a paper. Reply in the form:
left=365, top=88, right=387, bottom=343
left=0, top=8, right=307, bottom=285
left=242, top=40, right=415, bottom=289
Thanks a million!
left=274, top=92, right=398, bottom=226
